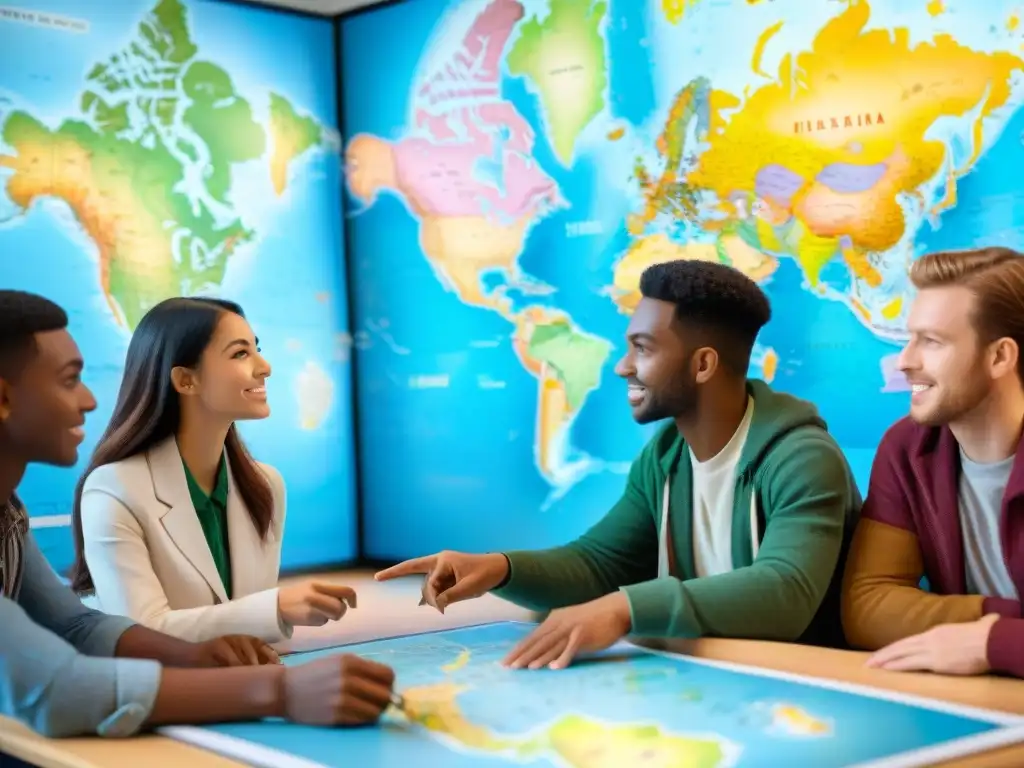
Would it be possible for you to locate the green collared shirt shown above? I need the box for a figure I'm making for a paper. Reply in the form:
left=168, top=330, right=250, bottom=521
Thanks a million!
left=182, top=460, right=233, bottom=599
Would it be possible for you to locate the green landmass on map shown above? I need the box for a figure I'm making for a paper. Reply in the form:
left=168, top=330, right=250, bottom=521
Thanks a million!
left=526, top=318, right=612, bottom=410
left=507, top=0, right=608, bottom=165
left=269, top=92, right=324, bottom=195
left=0, top=0, right=325, bottom=330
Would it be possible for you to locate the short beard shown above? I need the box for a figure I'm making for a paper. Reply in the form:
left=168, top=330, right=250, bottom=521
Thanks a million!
left=634, top=373, right=698, bottom=424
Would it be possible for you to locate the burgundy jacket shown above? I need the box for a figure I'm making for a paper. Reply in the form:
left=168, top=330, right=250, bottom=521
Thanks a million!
left=841, top=417, right=1023, bottom=677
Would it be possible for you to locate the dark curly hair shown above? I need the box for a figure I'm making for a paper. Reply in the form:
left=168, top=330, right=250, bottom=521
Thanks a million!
left=639, top=259, right=771, bottom=374
left=0, top=290, right=69, bottom=381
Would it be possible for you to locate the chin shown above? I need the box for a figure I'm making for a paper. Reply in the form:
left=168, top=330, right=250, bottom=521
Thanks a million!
left=631, top=407, right=662, bottom=426
left=238, top=405, right=271, bottom=421
left=908, top=405, right=944, bottom=427
left=43, top=447, right=80, bottom=468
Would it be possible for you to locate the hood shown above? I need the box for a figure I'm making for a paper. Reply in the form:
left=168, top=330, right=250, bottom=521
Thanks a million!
left=736, top=379, right=828, bottom=473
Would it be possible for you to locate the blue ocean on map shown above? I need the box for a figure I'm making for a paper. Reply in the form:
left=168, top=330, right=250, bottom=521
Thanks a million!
left=0, top=0, right=356, bottom=570
left=7, top=0, right=1024, bottom=580
left=181, top=622, right=1021, bottom=768
left=340, top=0, right=1024, bottom=562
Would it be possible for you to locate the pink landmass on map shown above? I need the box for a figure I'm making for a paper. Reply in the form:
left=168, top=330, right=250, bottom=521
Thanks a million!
left=416, top=0, right=523, bottom=105
left=394, top=136, right=558, bottom=218
left=391, top=0, right=559, bottom=219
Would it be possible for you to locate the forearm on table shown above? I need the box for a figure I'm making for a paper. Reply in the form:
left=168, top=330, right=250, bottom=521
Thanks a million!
left=841, top=519, right=996, bottom=648
left=129, top=588, right=287, bottom=644
left=147, top=666, right=284, bottom=726
left=114, top=624, right=200, bottom=667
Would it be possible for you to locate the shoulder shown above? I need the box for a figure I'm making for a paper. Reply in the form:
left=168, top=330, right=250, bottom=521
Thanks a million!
left=255, top=462, right=285, bottom=494
left=758, top=425, right=855, bottom=510
left=254, top=461, right=286, bottom=517
left=82, top=454, right=151, bottom=500
left=876, top=416, right=937, bottom=460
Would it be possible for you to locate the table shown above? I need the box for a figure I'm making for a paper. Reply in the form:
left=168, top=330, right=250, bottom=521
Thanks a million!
left=3, top=575, right=1023, bottom=767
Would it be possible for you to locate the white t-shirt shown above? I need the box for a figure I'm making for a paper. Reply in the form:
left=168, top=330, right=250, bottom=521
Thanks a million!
left=690, top=397, right=755, bottom=578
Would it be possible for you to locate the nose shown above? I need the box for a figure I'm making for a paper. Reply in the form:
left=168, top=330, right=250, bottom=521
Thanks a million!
left=81, top=383, right=98, bottom=413
left=255, top=353, right=272, bottom=379
left=614, top=352, right=634, bottom=379
left=896, top=340, right=916, bottom=373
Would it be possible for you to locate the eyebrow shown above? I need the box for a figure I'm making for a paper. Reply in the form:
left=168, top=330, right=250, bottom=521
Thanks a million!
left=909, top=326, right=947, bottom=339
left=628, top=332, right=656, bottom=344
left=59, top=358, right=84, bottom=374
left=222, top=337, right=258, bottom=352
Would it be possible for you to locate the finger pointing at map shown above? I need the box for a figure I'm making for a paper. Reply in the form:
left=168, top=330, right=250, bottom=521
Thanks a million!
left=502, top=592, right=633, bottom=670
left=375, top=551, right=510, bottom=613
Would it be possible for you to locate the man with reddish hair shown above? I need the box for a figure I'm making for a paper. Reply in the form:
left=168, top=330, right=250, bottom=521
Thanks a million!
left=842, top=247, right=1024, bottom=677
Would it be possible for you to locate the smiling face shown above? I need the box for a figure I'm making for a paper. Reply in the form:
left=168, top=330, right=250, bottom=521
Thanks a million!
left=173, top=311, right=272, bottom=422
left=613, top=297, right=709, bottom=424
left=899, top=285, right=995, bottom=425
left=0, top=329, right=97, bottom=466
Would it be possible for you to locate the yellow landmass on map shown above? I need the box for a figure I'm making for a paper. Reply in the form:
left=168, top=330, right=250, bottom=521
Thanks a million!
left=761, top=348, right=779, bottom=381
left=881, top=296, right=903, bottom=320
left=0, top=119, right=178, bottom=327
left=268, top=92, right=322, bottom=196
left=662, top=0, right=700, bottom=24
left=628, top=81, right=739, bottom=236
left=403, top=683, right=517, bottom=751
left=402, top=682, right=735, bottom=768
left=752, top=21, right=783, bottom=79
left=772, top=704, right=832, bottom=737
left=441, top=650, right=471, bottom=673
left=689, top=0, right=1024, bottom=254
left=611, top=233, right=778, bottom=313
left=536, top=714, right=734, bottom=768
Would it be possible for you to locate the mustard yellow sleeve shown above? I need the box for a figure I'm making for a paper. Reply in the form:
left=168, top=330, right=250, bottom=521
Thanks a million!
left=841, top=518, right=984, bottom=649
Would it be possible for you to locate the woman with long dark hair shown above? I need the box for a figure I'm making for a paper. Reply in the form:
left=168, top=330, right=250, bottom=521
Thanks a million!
left=70, top=297, right=356, bottom=642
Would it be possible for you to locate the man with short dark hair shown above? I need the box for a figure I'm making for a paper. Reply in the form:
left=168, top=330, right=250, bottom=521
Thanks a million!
left=377, top=260, right=862, bottom=669
left=0, top=290, right=397, bottom=738
left=843, top=247, right=1024, bottom=678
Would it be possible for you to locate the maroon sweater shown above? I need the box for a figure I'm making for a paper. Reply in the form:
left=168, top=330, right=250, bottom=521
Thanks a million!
left=841, top=417, right=1023, bottom=678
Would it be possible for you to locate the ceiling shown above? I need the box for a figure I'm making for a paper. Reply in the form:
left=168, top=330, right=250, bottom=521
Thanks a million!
left=239, top=0, right=389, bottom=15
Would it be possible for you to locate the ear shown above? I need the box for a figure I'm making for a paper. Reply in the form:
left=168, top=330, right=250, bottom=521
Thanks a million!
left=170, top=366, right=198, bottom=395
left=0, top=378, right=11, bottom=422
left=989, top=337, right=1019, bottom=380
left=692, top=347, right=719, bottom=384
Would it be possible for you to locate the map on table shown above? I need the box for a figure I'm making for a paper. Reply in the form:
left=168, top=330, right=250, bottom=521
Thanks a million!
left=161, top=621, right=1024, bottom=768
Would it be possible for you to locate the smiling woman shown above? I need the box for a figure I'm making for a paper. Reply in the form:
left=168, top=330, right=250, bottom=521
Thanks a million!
left=65, top=297, right=359, bottom=644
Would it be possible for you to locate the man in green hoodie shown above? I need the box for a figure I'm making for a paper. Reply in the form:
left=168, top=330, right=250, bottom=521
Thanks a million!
left=376, top=259, right=861, bottom=669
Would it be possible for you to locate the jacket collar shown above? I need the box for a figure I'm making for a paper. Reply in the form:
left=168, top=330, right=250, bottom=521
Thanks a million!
left=148, top=437, right=261, bottom=602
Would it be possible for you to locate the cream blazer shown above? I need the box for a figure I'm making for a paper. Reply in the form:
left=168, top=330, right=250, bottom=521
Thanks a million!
left=79, top=436, right=290, bottom=643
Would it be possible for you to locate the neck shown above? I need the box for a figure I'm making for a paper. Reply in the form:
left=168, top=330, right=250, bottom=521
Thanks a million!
left=176, top=410, right=230, bottom=493
left=0, top=446, right=27, bottom=504
left=949, top=385, right=1024, bottom=463
left=676, top=379, right=749, bottom=462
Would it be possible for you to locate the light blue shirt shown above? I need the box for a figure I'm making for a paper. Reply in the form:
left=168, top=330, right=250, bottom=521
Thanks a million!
left=0, top=532, right=161, bottom=737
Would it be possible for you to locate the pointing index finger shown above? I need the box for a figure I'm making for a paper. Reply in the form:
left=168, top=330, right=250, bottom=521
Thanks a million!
left=374, top=555, right=438, bottom=581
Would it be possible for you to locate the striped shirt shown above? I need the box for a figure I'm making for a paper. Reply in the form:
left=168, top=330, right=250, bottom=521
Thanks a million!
left=0, top=494, right=28, bottom=600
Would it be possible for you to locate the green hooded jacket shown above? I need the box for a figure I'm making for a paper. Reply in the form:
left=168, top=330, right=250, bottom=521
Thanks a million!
left=494, top=379, right=861, bottom=647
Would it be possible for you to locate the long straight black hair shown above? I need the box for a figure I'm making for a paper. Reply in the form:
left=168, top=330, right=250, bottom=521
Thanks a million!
left=69, top=297, right=273, bottom=593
